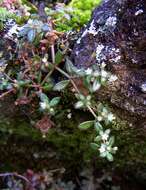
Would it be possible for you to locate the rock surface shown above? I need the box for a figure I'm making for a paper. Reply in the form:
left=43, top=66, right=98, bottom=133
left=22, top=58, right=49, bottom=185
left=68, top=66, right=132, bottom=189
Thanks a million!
left=72, top=0, right=146, bottom=127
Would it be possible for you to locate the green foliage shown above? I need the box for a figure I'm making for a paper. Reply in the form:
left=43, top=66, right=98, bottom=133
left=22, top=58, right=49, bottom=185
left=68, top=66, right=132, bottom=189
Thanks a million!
left=53, top=80, right=70, bottom=91
left=21, top=0, right=37, bottom=13
left=39, top=92, right=60, bottom=115
left=78, top=120, right=94, bottom=130
left=0, top=7, right=16, bottom=29
left=69, top=0, right=102, bottom=10
left=0, top=7, right=14, bottom=21
left=68, top=0, right=102, bottom=29
left=45, top=0, right=102, bottom=32
left=19, top=19, right=50, bottom=42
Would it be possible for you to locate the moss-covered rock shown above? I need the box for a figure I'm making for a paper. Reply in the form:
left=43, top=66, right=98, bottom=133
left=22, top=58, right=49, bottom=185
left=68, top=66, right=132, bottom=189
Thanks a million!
left=0, top=94, right=146, bottom=175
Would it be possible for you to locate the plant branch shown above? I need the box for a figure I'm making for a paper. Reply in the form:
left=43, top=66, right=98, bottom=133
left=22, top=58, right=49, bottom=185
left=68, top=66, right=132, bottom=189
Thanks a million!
left=51, top=45, right=55, bottom=64
left=55, top=66, right=98, bottom=119
left=55, top=66, right=80, bottom=94
left=0, top=89, right=14, bottom=99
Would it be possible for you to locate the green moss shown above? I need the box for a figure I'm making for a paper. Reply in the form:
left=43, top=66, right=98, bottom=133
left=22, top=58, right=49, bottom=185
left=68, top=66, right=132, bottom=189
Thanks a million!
left=0, top=110, right=95, bottom=172
left=0, top=7, right=16, bottom=29
left=69, top=0, right=101, bottom=11
left=45, top=0, right=102, bottom=32
left=0, top=97, right=146, bottom=172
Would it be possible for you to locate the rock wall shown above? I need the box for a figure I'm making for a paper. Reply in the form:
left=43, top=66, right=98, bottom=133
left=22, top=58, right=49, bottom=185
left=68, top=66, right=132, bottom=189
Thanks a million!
left=72, top=0, right=146, bottom=128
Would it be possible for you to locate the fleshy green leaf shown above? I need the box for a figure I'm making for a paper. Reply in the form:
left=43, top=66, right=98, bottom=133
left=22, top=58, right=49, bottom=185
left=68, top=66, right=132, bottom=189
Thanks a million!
left=90, top=143, right=99, bottom=150
left=65, top=58, right=75, bottom=73
left=100, top=152, right=107, bottom=158
left=94, top=122, right=103, bottom=132
left=78, top=120, right=94, bottom=130
left=50, top=97, right=61, bottom=107
left=74, top=101, right=84, bottom=109
left=94, top=135, right=101, bottom=142
left=39, top=92, right=49, bottom=103
left=55, top=50, right=63, bottom=65
left=106, top=153, right=114, bottom=162
left=65, top=58, right=84, bottom=75
left=53, top=80, right=70, bottom=91
left=109, top=136, right=115, bottom=146
left=92, top=80, right=101, bottom=92
left=75, top=93, right=84, bottom=100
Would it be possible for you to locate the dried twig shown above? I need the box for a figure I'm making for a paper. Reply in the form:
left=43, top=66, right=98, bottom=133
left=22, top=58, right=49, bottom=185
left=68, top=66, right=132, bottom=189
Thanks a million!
left=0, top=89, right=14, bottom=99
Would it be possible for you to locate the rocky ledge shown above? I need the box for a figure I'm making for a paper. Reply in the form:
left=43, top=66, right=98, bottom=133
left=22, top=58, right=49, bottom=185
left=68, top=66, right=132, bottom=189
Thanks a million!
left=72, top=0, right=146, bottom=127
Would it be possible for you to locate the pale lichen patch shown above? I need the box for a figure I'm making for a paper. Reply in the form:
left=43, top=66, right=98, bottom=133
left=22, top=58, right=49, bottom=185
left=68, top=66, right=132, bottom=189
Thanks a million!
left=88, top=20, right=98, bottom=36
left=77, top=20, right=98, bottom=44
left=107, top=47, right=121, bottom=63
left=105, top=16, right=117, bottom=27
left=96, top=44, right=105, bottom=63
left=96, top=45, right=121, bottom=64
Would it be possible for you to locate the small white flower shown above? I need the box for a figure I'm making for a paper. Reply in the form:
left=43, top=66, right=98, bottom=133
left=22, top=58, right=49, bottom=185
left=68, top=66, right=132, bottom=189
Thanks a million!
left=67, top=113, right=72, bottom=119
left=86, top=95, right=91, bottom=101
left=100, top=129, right=110, bottom=141
left=86, top=68, right=92, bottom=75
left=27, top=19, right=33, bottom=24
left=97, top=116, right=103, bottom=122
left=101, top=111, right=107, bottom=117
left=93, top=70, right=100, bottom=77
left=40, top=102, right=48, bottom=110
left=42, top=57, right=48, bottom=63
left=42, top=134, right=46, bottom=138
left=101, top=77, right=107, bottom=83
left=101, top=108, right=108, bottom=116
left=101, top=133, right=109, bottom=141
left=107, top=113, right=115, bottom=122
left=107, top=146, right=111, bottom=151
left=113, top=147, right=118, bottom=151
left=99, top=144, right=106, bottom=153
left=101, top=70, right=108, bottom=78
left=50, top=108, right=54, bottom=112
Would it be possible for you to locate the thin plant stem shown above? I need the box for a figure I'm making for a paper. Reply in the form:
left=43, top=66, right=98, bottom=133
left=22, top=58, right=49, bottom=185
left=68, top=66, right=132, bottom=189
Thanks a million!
left=0, top=89, right=14, bottom=99
left=55, top=66, right=80, bottom=94
left=51, top=45, right=55, bottom=64
left=87, top=105, right=98, bottom=120
left=55, top=66, right=98, bottom=119
left=0, top=172, right=30, bottom=184
left=40, top=44, right=98, bottom=119
left=41, top=68, right=54, bottom=86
